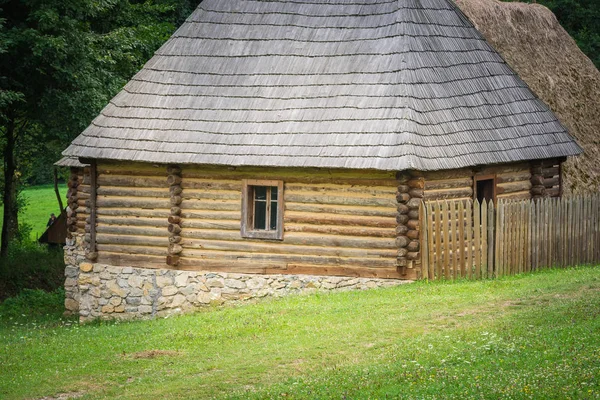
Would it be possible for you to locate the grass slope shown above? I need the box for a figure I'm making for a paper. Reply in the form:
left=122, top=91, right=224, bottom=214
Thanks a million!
left=1, top=267, right=599, bottom=399
left=0, top=185, right=66, bottom=240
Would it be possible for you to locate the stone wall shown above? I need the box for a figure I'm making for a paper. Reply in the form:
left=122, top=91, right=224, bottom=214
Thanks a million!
left=64, top=231, right=410, bottom=322
left=74, top=264, right=409, bottom=322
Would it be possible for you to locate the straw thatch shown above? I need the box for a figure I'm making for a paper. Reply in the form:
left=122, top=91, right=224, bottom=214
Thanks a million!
left=62, top=0, right=581, bottom=172
left=456, top=0, right=600, bottom=193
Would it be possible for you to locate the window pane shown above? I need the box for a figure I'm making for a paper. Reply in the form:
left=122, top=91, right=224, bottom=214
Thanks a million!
left=270, top=187, right=278, bottom=201
left=255, top=186, right=267, bottom=201
left=254, top=196, right=266, bottom=230
left=270, top=200, right=278, bottom=230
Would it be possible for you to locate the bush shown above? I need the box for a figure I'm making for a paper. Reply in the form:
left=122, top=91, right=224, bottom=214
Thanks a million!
left=0, top=239, right=65, bottom=301
left=0, top=287, right=65, bottom=321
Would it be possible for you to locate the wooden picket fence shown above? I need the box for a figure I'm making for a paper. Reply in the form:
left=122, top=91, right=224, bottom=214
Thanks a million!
left=420, top=194, right=600, bottom=280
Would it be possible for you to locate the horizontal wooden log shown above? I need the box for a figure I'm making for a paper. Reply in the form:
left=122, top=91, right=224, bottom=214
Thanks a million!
left=543, top=177, right=560, bottom=188
left=96, top=208, right=170, bottom=218
left=498, top=180, right=532, bottom=194
left=96, top=198, right=170, bottom=209
left=97, top=174, right=166, bottom=188
left=181, top=210, right=241, bottom=220
left=182, top=179, right=241, bottom=191
left=531, top=186, right=546, bottom=196
left=181, top=219, right=239, bottom=231
left=183, top=165, right=396, bottom=185
left=422, top=168, right=472, bottom=180
left=183, top=230, right=397, bottom=249
left=407, top=252, right=420, bottom=260
left=96, top=252, right=169, bottom=269
left=180, top=199, right=239, bottom=212
left=496, top=190, right=532, bottom=201
left=284, top=224, right=396, bottom=238
left=541, top=166, right=559, bottom=177
left=285, top=183, right=396, bottom=196
left=96, top=244, right=167, bottom=256
left=286, top=192, right=395, bottom=208
left=183, top=190, right=239, bottom=201
left=96, top=216, right=168, bottom=228
left=97, top=187, right=169, bottom=198
left=478, top=162, right=529, bottom=175
left=169, top=235, right=181, bottom=244
left=182, top=238, right=398, bottom=258
left=97, top=233, right=167, bottom=247
left=284, top=211, right=396, bottom=228
left=96, top=225, right=167, bottom=237
left=286, top=202, right=396, bottom=218
left=286, top=264, right=414, bottom=279
left=181, top=249, right=397, bottom=268
left=168, top=215, right=181, bottom=224
left=178, top=258, right=286, bottom=274
left=398, top=248, right=408, bottom=257
left=97, top=162, right=167, bottom=176
left=424, top=187, right=473, bottom=200
left=496, top=172, right=531, bottom=184
left=424, top=177, right=472, bottom=190
left=547, top=187, right=560, bottom=197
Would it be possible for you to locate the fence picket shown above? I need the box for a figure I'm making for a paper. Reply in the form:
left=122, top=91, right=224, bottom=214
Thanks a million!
left=466, top=200, right=473, bottom=279
left=487, top=201, right=495, bottom=278
left=458, top=200, right=466, bottom=278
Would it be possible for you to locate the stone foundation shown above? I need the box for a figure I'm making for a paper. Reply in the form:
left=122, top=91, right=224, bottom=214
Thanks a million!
left=64, top=233, right=410, bottom=322
left=71, top=264, right=408, bottom=322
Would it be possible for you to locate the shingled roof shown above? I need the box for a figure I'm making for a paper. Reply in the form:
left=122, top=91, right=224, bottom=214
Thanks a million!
left=62, top=0, right=582, bottom=171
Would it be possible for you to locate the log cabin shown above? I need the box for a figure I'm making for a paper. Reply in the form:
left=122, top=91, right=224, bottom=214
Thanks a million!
left=58, top=0, right=582, bottom=321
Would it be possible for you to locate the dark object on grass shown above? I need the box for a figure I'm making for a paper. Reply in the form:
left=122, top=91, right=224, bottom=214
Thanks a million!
left=39, top=211, right=67, bottom=245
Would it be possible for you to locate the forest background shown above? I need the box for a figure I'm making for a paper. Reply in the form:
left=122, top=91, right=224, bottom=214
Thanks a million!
left=0, top=0, right=598, bottom=256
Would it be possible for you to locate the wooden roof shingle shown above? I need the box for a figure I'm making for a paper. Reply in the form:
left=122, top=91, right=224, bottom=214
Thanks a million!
left=63, top=0, right=582, bottom=171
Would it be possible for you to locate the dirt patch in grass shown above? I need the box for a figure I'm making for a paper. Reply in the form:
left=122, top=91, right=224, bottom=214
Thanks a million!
left=38, top=391, right=85, bottom=400
left=127, top=350, right=180, bottom=359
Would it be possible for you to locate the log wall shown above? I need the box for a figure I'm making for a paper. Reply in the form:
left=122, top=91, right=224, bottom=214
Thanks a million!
left=94, top=162, right=170, bottom=268
left=178, top=165, right=408, bottom=279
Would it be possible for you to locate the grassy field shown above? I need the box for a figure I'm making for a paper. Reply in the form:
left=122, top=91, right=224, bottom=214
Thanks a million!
left=1, top=267, right=599, bottom=399
left=0, top=184, right=66, bottom=240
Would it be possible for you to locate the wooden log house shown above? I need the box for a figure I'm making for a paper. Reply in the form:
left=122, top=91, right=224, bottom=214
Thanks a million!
left=58, top=0, right=581, bottom=319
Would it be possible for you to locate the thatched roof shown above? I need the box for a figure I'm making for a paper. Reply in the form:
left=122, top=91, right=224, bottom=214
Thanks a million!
left=62, top=0, right=581, bottom=172
left=456, top=0, right=600, bottom=193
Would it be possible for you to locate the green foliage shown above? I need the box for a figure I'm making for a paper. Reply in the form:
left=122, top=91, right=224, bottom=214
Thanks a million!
left=0, top=240, right=65, bottom=300
left=0, top=267, right=598, bottom=399
left=0, top=288, right=65, bottom=322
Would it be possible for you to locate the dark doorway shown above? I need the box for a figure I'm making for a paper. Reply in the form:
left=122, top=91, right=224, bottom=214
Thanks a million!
left=475, top=176, right=495, bottom=203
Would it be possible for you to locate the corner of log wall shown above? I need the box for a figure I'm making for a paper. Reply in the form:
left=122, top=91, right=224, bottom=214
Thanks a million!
left=167, top=164, right=183, bottom=266
left=396, top=170, right=423, bottom=278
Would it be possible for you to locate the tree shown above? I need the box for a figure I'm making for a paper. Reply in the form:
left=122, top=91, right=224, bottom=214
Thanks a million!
left=0, top=0, right=194, bottom=256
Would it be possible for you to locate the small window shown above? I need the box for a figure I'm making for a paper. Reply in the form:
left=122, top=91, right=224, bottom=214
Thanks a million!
left=474, top=174, right=496, bottom=203
left=241, top=180, right=284, bottom=240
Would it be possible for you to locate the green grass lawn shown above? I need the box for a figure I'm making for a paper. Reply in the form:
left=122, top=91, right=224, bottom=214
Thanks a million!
left=0, top=184, right=67, bottom=240
left=1, top=267, right=599, bottom=399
